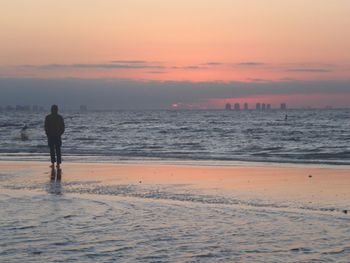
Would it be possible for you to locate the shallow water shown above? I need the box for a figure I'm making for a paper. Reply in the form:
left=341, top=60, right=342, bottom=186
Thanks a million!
left=1, top=109, right=349, bottom=165
left=1, top=169, right=350, bottom=262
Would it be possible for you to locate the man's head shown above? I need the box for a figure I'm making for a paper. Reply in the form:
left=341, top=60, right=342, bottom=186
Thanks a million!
left=51, top=105, right=58, bottom=114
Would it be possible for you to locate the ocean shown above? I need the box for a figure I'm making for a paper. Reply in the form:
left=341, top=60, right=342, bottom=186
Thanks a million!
left=0, top=109, right=349, bottom=165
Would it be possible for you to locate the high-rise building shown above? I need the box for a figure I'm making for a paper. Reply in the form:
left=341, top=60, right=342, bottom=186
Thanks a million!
left=280, top=103, right=287, bottom=110
left=225, top=103, right=232, bottom=110
left=266, top=104, right=271, bottom=110
left=256, top=103, right=261, bottom=110
left=15, top=105, right=30, bottom=111
left=261, top=103, right=266, bottom=111
left=234, top=103, right=240, bottom=111
left=244, top=103, right=248, bottom=110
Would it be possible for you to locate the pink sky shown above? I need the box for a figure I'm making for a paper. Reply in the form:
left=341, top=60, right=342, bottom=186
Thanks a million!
left=0, top=0, right=349, bottom=108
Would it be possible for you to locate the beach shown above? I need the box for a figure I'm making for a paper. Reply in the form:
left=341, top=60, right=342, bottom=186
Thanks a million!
left=2, top=0, right=350, bottom=262
left=1, top=161, right=350, bottom=262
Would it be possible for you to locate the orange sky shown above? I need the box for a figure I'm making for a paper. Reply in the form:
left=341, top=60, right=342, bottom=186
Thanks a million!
left=1, top=0, right=350, bottom=81
left=0, top=1, right=350, bottom=108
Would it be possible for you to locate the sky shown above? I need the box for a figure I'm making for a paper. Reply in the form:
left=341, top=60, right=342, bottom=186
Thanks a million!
left=1, top=0, right=349, bottom=109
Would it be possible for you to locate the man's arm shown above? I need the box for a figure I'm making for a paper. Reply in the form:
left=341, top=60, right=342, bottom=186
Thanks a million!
left=44, top=116, right=49, bottom=136
left=60, top=116, right=65, bottom=135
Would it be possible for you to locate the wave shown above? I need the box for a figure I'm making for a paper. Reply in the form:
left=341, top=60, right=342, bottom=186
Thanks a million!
left=75, top=137, right=98, bottom=141
left=0, top=123, right=22, bottom=128
left=1, top=109, right=349, bottom=166
left=1, top=150, right=350, bottom=166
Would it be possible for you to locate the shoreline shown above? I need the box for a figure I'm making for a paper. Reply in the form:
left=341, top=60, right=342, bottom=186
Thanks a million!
left=1, top=157, right=350, bottom=170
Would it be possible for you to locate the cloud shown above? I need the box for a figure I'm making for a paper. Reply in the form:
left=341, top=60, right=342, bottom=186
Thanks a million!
left=172, top=62, right=224, bottom=70
left=233, top=62, right=336, bottom=72
left=246, top=78, right=271, bottom=82
left=110, top=60, right=148, bottom=64
left=237, top=62, right=265, bottom=66
left=0, top=78, right=349, bottom=109
left=19, top=62, right=164, bottom=70
left=170, top=62, right=224, bottom=70
left=15, top=61, right=342, bottom=76
left=278, top=77, right=296, bottom=81
left=183, top=65, right=202, bottom=70
left=146, top=71, right=167, bottom=74
left=170, top=65, right=205, bottom=70
left=201, top=62, right=223, bottom=66
left=286, top=68, right=332, bottom=73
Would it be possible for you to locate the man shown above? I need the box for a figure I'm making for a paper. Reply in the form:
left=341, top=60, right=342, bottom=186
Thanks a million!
left=45, top=105, right=65, bottom=168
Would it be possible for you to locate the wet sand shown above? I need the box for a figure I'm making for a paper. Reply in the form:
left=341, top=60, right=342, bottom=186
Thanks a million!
left=1, top=161, right=350, bottom=210
left=1, top=161, right=350, bottom=262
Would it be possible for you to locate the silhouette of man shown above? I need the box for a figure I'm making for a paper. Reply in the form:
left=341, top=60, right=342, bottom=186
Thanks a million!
left=45, top=105, right=65, bottom=168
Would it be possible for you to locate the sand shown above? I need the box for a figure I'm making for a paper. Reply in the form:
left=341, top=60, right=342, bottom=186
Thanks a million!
left=1, top=160, right=350, bottom=210
left=1, top=161, right=350, bottom=262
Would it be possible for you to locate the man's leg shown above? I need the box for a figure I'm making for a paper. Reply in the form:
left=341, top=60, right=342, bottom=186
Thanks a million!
left=55, top=137, right=62, bottom=166
left=48, top=137, right=56, bottom=165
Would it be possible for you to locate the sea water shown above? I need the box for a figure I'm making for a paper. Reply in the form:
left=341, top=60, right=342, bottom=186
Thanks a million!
left=0, top=109, right=349, bottom=165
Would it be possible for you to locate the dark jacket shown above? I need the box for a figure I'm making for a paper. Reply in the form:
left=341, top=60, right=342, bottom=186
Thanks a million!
left=45, top=113, right=65, bottom=137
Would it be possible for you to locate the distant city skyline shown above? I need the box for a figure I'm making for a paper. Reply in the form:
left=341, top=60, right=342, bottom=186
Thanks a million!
left=0, top=78, right=349, bottom=110
left=1, top=103, right=346, bottom=111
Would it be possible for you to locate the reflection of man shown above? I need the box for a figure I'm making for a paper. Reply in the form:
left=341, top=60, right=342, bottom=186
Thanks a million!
left=51, top=167, right=62, bottom=182
left=49, top=167, right=62, bottom=194
left=45, top=105, right=65, bottom=168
